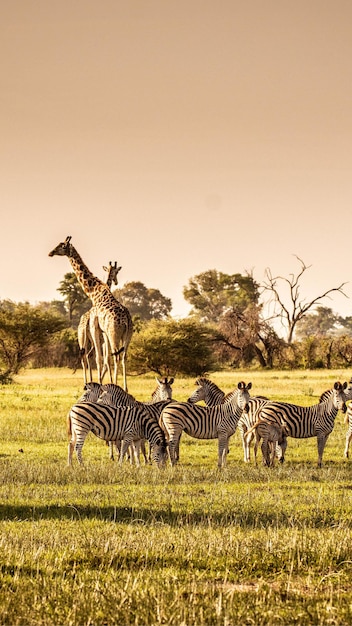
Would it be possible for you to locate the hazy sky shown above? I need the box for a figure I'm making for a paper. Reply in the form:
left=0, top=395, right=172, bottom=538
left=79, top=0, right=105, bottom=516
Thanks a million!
left=1, top=0, right=352, bottom=320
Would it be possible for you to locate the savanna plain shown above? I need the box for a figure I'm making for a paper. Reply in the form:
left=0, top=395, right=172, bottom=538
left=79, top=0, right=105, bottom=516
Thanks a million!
left=2, top=368, right=352, bottom=625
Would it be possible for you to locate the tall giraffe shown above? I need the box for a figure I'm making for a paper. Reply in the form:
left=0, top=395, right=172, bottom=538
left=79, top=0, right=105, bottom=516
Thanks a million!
left=49, top=236, right=133, bottom=390
left=78, top=261, right=122, bottom=385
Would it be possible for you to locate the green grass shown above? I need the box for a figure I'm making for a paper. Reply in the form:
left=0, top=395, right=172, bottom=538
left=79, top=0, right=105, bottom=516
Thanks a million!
left=1, top=368, right=352, bottom=625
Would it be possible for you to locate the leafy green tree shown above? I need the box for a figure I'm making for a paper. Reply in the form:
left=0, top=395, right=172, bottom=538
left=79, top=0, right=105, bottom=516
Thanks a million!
left=114, top=281, right=172, bottom=320
left=0, top=301, right=66, bottom=381
left=183, top=269, right=260, bottom=323
left=57, top=272, right=91, bottom=325
left=128, top=318, right=218, bottom=376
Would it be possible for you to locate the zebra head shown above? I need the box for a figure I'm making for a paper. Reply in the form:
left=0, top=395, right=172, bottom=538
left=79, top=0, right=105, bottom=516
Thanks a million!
left=152, top=377, right=175, bottom=402
left=187, top=377, right=225, bottom=405
left=150, top=439, right=168, bottom=468
left=237, top=381, right=252, bottom=414
left=332, top=381, right=348, bottom=413
left=78, top=382, right=102, bottom=403
left=98, top=383, right=136, bottom=407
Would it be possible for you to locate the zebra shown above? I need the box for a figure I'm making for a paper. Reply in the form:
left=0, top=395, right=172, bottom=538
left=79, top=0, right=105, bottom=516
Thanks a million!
left=160, top=381, right=252, bottom=468
left=77, top=382, right=103, bottom=403
left=250, top=381, right=348, bottom=467
left=297, top=378, right=352, bottom=461
left=67, top=401, right=167, bottom=467
left=244, top=420, right=288, bottom=467
left=99, top=378, right=174, bottom=463
left=344, top=404, right=352, bottom=458
left=187, top=377, right=268, bottom=463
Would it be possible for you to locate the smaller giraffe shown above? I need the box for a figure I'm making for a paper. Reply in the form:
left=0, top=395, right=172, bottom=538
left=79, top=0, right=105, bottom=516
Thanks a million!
left=78, top=262, right=121, bottom=385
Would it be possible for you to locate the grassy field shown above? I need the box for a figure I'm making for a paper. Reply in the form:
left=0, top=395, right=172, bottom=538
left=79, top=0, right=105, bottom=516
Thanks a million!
left=1, top=368, right=352, bottom=625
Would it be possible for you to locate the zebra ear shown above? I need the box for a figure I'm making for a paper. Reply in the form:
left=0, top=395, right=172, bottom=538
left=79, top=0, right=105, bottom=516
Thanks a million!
left=247, top=382, right=252, bottom=390
left=238, top=382, right=244, bottom=389
left=343, top=381, right=348, bottom=389
left=334, top=382, right=340, bottom=390
left=168, top=377, right=174, bottom=384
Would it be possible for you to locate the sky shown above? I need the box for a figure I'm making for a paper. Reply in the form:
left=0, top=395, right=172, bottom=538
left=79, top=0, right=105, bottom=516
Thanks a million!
left=1, top=0, right=352, bottom=323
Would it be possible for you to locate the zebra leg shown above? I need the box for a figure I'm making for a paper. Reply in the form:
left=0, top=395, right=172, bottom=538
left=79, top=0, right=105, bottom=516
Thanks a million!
left=108, top=441, right=115, bottom=461
left=74, top=431, right=88, bottom=465
left=240, top=426, right=250, bottom=462
left=119, top=438, right=133, bottom=465
left=261, top=439, right=271, bottom=467
left=253, top=432, right=261, bottom=465
left=317, top=433, right=328, bottom=468
left=131, top=441, right=141, bottom=467
left=68, top=430, right=77, bottom=466
left=344, top=430, right=352, bottom=458
left=167, top=436, right=181, bottom=465
left=217, top=435, right=229, bottom=469
left=140, top=438, right=149, bottom=464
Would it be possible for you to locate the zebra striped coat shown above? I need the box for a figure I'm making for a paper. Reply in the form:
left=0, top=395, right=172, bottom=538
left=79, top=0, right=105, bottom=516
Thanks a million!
left=187, top=377, right=268, bottom=463
left=99, top=379, right=174, bottom=463
left=160, top=381, right=252, bottom=468
left=67, top=401, right=167, bottom=467
left=252, top=381, right=348, bottom=467
left=344, top=404, right=352, bottom=458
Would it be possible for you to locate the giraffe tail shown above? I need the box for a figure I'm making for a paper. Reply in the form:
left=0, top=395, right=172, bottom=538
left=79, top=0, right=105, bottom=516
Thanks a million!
left=111, top=347, right=125, bottom=357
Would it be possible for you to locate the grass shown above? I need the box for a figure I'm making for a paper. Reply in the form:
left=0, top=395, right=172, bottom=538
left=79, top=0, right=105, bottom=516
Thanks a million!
left=1, top=368, right=352, bottom=624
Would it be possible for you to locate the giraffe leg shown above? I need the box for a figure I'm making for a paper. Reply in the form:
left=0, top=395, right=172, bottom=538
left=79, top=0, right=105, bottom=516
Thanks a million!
left=90, top=317, right=104, bottom=383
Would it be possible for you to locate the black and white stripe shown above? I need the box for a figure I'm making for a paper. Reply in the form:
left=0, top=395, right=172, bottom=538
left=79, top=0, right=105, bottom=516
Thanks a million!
left=98, top=381, right=173, bottom=463
left=252, top=381, right=348, bottom=467
left=67, top=401, right=167, bottom=467
left=160, top=381, right=252, bottom=468
left=187, top=377, right=268, bottom=463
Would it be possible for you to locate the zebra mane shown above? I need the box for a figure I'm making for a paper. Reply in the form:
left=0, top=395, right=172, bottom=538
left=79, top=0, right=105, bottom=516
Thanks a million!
left=319, top=389, right=332, bottom=403
left=195, top=377, right=223, bottom=391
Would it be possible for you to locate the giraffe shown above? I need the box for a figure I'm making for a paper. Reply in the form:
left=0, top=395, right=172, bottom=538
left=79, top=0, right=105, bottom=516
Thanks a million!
left=49, top=236, right=133, bottom=390
left=77, top=261, right=122, bottom=385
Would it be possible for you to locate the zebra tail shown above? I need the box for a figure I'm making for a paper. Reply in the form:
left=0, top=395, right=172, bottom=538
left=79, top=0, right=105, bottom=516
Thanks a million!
left=67, top=412, right=72, bottom=437
left=244, top=420, right=262, bottom=440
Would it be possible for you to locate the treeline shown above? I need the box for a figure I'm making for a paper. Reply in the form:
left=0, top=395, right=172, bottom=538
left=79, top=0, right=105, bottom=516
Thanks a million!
left=0, top=260, right=351, bottom=382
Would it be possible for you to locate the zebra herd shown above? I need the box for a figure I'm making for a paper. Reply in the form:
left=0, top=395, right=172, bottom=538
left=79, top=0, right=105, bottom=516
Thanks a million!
left=67, top=376, right=352, bottom=469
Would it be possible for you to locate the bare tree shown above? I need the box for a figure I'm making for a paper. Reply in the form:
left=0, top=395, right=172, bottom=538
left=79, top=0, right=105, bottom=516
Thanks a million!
left=262, top=256, right=348, bottom=343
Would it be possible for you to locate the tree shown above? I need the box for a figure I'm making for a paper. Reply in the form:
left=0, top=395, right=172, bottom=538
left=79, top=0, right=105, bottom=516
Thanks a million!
left=128, top=318, right=218, bottom=376
left=262, top=256, right=348, bottom=344
left=114, top=281, right=172, bottom=320
left=0, top=301, right=66, bottom=381
left=57, top=272, right=91, bottom=325
left=183, top=269, right=260, bottom=323
left=216, top=303, right=285, bottom=368
left=295, top=306, right=341, bottom=339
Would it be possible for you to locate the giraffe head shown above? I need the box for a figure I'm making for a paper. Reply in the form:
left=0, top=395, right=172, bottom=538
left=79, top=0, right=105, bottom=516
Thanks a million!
left=103, top=261, right=122, bottom=287
left=48, top=236, right=72, bottom=257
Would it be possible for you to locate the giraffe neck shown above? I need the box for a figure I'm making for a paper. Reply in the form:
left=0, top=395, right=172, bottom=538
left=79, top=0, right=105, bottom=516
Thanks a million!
left=67, top=245, right=104, bottom=298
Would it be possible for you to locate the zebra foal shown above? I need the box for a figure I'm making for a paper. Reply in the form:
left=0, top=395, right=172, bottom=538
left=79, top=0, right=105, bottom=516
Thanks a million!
left=252, top=381, right=348, bottom=467
left=160, top=381, right=252, bottom=468
left=67, top=401, right=167, bottom=467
